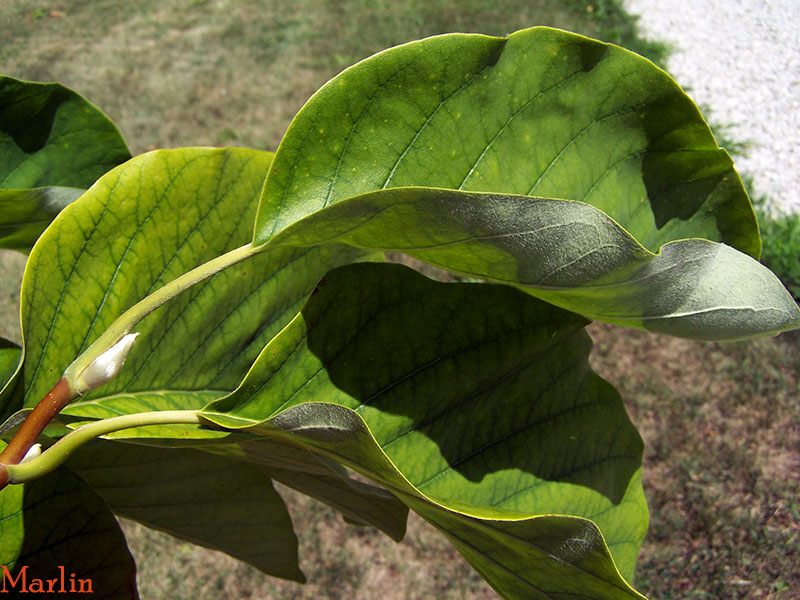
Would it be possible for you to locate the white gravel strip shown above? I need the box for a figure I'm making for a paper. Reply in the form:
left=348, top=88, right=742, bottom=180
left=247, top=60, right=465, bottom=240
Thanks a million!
left=624, top=0, right=800, bottom=214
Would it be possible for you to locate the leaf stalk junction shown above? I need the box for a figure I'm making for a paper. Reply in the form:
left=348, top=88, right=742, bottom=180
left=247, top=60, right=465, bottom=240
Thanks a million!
left=4, top=410, right=203, bottom=484
left=0, top=243, right=260, bottom=490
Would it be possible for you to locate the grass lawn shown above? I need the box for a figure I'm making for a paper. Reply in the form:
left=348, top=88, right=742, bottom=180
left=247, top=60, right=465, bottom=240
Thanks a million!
left=1, top=1, right=797, bottom=598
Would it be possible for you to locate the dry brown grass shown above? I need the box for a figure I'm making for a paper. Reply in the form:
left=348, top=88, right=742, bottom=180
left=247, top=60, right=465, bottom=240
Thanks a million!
left=123, top=495, right=493, bottom=599
left=591, top=325, right=799, bottom=599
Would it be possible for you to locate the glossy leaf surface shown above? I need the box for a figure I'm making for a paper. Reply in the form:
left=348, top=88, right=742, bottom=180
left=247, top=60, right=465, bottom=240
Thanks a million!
left=255, top=27, right=758, bottom=258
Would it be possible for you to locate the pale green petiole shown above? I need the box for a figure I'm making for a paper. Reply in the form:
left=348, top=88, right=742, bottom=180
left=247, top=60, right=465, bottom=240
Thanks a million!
left=63, top=243, right=261, bottom=394
left=5, top=410, right=204, bottom=483
left=0, top=242, right=260, bottom=485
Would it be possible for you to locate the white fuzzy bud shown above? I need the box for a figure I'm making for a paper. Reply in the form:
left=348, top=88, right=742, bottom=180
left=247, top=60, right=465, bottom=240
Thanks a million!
left=75, top=333, right=139, bottom=392
left=20, top=443, right=42, bottom=464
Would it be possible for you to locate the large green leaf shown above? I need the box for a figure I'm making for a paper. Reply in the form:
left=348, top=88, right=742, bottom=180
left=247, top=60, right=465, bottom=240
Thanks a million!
left=240, top=26, right=798, bottom=341
left=0, top=442, right=137, bottom=598
left=59, top=401, right=409, bottom=542
left=201, top=262, right=648, bottom=598
left=19, top=147, right=362, bottom=407
left=8, top=27, right=795, bottom=598
left=254, top=27, right=758, bottom=258
left=66, top=440, right=305, bottom=582
left=267, top=188, right=800, bottom=341
left=15, top=146, right=407, bottom=545
left=0, top=338, right=22, bottom=422
left=267, top=404, right=643, bottom=600
left=0, top=75, right=130, bottom=250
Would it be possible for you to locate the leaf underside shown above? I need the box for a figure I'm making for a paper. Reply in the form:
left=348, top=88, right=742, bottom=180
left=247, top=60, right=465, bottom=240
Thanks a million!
left=268, top=188, right=800, bottom=340
left=66, top=440, right=305, bottom=582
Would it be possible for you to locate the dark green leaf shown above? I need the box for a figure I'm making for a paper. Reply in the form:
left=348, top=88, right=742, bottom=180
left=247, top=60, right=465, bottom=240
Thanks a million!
left=0, top=338, right=22, bottom=422
left=59, top=398, right=409, bottom=543
left=0, top=186, right=83, bottom=251
left=0, top=75, right=130, bottom=250
left=233, top=440, right=408, bottom=542
left=0, top=441, right=137, bottom=599
left=67, top=440, right=305, bottom=582
left=242, top=26, right=799, bottom=341
left=254, top=27, right=758, bottom=258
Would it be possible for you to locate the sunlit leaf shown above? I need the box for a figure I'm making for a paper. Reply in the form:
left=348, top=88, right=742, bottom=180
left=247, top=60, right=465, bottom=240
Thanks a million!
left=255, top=27, right=758, bottom=258
left=201, top=263, right=648, bottom=597
left=19, top=148, right=363, bottom=406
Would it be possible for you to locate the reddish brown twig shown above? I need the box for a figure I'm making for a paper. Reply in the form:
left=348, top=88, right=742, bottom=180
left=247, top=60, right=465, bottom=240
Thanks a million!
left=0, top=378, right=75, bottom=489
